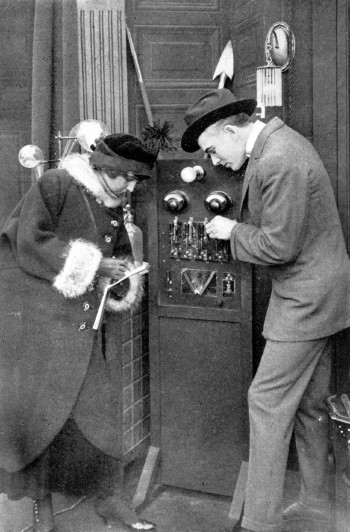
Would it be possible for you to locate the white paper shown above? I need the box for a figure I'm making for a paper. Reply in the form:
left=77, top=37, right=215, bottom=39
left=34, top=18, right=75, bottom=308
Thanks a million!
left=93, top=262, right=149, bottom=330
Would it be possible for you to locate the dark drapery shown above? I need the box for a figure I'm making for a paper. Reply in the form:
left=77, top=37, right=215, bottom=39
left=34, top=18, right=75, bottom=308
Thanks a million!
left=31, top=0, right=80, bottom=164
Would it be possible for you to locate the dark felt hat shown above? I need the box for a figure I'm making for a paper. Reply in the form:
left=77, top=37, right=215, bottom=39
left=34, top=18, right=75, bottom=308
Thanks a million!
left=90, top=134, right=157, bottom=180
left=181, top=89, right=257, bottom=153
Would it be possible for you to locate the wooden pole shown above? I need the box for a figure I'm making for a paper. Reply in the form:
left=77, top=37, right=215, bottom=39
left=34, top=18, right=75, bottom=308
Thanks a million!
left=126, top=25, right=154, bottom=125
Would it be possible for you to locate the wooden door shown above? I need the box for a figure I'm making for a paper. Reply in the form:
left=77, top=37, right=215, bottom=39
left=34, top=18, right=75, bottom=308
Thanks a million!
left=127, top=1, right=277, bottom=496
left=126, top=0, right=236, bottom=158
left=125, top=1, right=289, bottom=373
left=125, top=2, right=257, bottom=495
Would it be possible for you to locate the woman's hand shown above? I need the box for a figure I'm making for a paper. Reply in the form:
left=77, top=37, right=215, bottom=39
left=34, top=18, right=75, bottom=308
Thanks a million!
left=97, top=258, right=131, bottom=280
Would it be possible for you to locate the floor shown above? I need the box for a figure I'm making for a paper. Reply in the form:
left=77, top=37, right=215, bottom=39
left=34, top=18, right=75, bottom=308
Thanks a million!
left=0, top=455, right=340, bottom=532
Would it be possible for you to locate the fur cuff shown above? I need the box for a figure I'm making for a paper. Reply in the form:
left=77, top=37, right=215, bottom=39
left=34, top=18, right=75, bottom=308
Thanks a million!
left=98, top=260, right=144, bottom=314
left=53, top=239, right=102, bottom=298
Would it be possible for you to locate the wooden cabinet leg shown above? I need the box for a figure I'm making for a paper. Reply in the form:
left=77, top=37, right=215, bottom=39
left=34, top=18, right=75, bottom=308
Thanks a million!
left=132, top=446, right=160, bottom=508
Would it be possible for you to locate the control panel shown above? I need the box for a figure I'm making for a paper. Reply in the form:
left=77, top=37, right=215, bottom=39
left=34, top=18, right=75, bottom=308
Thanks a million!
left=168, top=217, right=231, bottom=262
left=154, top=159, right=245, bottom=311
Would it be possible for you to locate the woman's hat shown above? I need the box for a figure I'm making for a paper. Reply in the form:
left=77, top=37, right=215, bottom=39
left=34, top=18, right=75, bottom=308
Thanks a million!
left=89, top=121, right=179, bottom=180
left=181, top=89, right=257, bottom=153
left=89, top=134, right=156, bottom=180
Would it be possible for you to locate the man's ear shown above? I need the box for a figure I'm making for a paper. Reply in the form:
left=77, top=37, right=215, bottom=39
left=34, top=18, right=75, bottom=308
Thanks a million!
left=223, top=124, right=238, bottom=137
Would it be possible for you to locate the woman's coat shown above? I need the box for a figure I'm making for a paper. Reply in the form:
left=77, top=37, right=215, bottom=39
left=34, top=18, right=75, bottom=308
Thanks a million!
left=0, top=154, right=142, bottom=472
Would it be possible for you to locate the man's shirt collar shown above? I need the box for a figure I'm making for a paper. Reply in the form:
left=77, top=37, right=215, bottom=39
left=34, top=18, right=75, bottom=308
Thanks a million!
left=246, top=120, right=266, bottom=158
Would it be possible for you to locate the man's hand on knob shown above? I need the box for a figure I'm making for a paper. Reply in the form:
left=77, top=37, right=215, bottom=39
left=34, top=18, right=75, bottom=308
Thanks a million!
left=205, top=216, right=237, bottom=240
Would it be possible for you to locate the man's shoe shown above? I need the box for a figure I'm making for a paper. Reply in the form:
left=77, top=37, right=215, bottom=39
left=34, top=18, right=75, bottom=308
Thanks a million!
left=283, top=501, right=331, bottom=524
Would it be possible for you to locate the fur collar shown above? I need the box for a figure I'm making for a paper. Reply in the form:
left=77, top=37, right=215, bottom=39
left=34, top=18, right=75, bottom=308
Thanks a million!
left=59, top=153, right=121, bottom=208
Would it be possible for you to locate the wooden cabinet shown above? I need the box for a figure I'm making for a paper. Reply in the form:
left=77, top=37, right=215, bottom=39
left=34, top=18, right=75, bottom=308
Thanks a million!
left=147, top=160, right=252, bottom=495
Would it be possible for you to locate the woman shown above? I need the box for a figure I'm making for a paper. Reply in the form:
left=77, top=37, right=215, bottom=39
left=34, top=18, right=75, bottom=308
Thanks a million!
left=0, top=129, right=169, bottom=532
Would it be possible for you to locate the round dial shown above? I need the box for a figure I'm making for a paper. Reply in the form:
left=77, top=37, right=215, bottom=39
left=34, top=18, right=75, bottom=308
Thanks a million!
left=204, top=191, right=232, bottom=213
left=163, top=190, right=189, bottom=213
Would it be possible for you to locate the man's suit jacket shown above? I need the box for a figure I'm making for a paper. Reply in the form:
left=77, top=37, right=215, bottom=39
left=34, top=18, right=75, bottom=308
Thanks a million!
left=230, top=117, right=350, bottom=341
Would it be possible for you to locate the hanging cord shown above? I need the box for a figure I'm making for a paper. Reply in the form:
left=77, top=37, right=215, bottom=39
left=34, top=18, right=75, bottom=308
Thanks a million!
left=18, top=496, right=87, bottom=532
left=287, top=0, right=294, bottom=127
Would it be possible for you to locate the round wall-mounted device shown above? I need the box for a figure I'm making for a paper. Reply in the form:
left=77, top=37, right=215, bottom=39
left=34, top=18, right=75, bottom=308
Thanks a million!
left=163, top=190, right=189, bottom=213
left=204, top=191, right=232, bottom=214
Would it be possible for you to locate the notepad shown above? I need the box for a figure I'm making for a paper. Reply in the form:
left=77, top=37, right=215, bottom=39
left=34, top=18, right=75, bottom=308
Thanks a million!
left=93, top=262, right=149, bottom=330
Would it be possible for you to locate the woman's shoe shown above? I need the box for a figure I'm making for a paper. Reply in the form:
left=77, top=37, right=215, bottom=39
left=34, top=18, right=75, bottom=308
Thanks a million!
left=126, top=520, right=156, bottom=531
left=95, top=495, right=156, bottom=530
left=32, top=494, right=55, bottom=532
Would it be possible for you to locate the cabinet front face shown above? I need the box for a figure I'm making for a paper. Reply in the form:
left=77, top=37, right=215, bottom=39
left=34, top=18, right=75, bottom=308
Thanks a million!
left=148, top=160, right=252, bottom=495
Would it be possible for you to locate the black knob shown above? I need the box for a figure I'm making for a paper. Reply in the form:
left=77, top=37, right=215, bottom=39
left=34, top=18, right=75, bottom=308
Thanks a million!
left=163, top=190, right=189, bottom=213
left=168, top=199, right=178, bottom=212
left=204, top=191, right=232, bottom=214
left=211, top=199, right=221, bottom=211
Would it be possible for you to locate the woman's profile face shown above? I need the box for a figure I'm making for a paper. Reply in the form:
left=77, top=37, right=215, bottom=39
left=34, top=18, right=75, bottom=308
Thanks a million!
left=97, top=170, right=137, bottom=204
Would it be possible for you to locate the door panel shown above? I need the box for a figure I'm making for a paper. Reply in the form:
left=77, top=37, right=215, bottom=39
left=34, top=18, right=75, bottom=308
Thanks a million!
left=159, top=317, right=247, bottom=495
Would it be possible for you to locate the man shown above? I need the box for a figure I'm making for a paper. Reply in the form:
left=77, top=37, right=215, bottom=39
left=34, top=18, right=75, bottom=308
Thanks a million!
left=181, top=88, right=350, bottom=532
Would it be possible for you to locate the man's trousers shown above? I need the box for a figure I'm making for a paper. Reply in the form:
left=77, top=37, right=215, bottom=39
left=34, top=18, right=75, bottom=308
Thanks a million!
left=242, top=336, right=333, bottom=532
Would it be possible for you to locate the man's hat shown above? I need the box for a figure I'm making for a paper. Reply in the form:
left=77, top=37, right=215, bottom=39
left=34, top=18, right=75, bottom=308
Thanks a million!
left=89, top=134, right=156, bottom=180
left=181, top=89, right=257, bottom=153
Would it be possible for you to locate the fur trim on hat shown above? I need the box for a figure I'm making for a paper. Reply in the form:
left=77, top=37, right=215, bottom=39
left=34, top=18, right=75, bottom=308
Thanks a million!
left=59, top=153, right=121, bottom=208
left=98, top=258, right=144, bottom=314
left=53, top=238, right=102, bottom=298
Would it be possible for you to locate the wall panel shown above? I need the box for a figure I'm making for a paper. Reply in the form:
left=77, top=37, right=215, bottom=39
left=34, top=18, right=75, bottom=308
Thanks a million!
left=135, top=25, right=220, bottom=87
left=77, top=0, right=128, bottom=133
